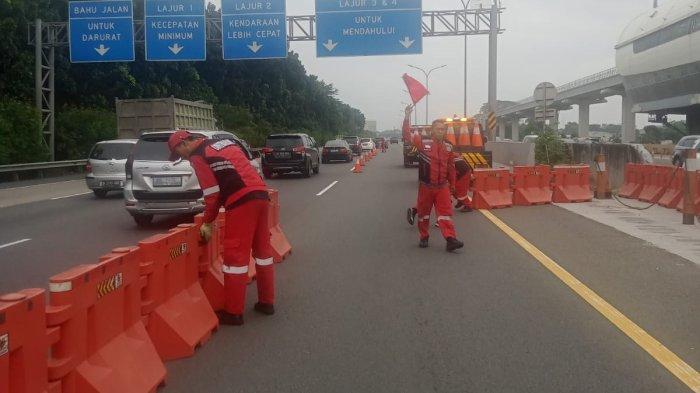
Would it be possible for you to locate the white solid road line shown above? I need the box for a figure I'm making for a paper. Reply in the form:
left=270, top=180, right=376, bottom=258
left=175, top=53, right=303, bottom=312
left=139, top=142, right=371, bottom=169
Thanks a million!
left=316, top=181, right=339, bottom=196
left=50, top=191, right=92, bottom=200
left=0, top=239, right=31, bottom=250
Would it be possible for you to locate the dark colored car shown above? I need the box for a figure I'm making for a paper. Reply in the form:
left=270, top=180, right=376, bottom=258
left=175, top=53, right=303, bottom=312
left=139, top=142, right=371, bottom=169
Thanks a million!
left=262, top=134, right=321, bottom=179
left=403, top=135, right=433, bottom=167
left=322, top=140, right=353, bottom=163
left=374, top=137, right=388, bottom=149
left=343, top=136, right=362, bottom=155
left=390, top=137, right=399, bottom=144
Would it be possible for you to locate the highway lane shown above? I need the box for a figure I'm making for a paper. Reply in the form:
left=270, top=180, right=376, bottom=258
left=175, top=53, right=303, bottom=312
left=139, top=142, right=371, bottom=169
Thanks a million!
left=162, top=146, right=696, bottom=393
left=0, top=146, right=696, bottom=391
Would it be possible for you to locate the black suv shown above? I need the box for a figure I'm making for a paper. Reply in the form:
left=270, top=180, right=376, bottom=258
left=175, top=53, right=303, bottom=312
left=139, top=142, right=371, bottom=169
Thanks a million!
left=262, top=134, right=321, bottom=179
left=343, top=136, right=361, bottom=155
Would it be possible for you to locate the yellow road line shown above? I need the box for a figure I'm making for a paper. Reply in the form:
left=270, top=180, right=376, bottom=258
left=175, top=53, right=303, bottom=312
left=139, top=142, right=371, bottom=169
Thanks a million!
left=479, top=209, right=700, bottom=392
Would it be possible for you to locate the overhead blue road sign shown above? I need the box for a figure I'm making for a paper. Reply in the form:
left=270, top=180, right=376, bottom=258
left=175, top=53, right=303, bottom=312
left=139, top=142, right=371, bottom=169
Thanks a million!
left=221, top=0, right=287, bottom=60
left=315, top=0, right=423, bottom=58
left=69, top=0, right=135, bottom=63
left=145, top=0, right=206, bottom=61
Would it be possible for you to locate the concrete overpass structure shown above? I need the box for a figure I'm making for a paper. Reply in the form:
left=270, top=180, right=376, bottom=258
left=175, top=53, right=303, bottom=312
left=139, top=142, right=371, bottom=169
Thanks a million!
left=494, top=68, right=631, bottom=142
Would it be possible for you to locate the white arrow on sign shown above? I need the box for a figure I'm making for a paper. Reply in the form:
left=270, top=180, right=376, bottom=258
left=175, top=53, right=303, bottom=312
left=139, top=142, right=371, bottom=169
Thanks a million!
left=169, top=43, right=184, bottom=55
left=94, top=44, right=110, bottom=56
left=323, top=39, right=338, bottom=52
left=399, top=37, right=415, bottom=49
left=247, top=41, right=263, bottom=53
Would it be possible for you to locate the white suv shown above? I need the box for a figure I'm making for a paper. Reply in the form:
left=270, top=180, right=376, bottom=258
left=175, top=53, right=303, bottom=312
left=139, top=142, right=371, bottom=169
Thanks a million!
left=123, top=130, right=256, bottom=227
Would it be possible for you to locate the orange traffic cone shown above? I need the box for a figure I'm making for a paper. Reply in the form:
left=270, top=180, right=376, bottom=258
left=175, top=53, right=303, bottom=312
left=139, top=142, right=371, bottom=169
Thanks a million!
left=471, top=123, right=484, bottom=148
left=353, top=159, right=363, bottom=173
left=446, top=124, right=457, bottom=145
left=458, top=123, right=471, bottom=146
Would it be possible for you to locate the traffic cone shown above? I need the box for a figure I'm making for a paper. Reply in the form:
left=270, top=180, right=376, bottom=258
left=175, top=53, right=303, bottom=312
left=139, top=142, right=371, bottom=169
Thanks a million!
left=353, top=159, right=363, bottom=173
left=359, top=154, right=366, bottom=166
left=446, top=124, right=457, bottom=145
left=471, top=123, right=484, bottom=148
left=458, top=123, right=471, bottom=147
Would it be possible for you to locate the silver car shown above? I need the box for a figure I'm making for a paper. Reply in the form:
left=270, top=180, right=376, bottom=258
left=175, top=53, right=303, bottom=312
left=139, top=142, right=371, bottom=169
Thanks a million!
left=672, top=135, right=700, bottom=166
left=124, top=130, right=257, bottom=227
left=85, top=139, right=137, bottom=198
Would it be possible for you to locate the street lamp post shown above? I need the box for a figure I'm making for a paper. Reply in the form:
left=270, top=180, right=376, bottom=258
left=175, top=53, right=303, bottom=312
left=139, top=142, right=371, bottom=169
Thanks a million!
left=460, top=0, right=472, bottom=117
left=408, top=64, right=447, bottom=124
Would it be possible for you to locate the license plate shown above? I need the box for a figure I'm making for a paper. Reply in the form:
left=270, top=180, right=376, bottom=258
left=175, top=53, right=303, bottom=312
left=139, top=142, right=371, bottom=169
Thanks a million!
left=153, top=176, right=182, bottom=187
left=274, top=152, right=291, bottom=159
left=330, top=148, right=339, bottom=152
left=101, top=180, right=122, bottom=187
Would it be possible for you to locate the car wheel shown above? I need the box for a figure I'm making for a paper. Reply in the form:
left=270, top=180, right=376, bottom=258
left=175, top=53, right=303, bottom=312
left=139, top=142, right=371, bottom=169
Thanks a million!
left=93, top=189, right=108, bottom=198
left=303, top=160, right=312, bottom=178
left=313, top=159, right=320, bottom=174
left=672, top=156, right=680, bottom=167
left=133, top=214, right=154, bottom=227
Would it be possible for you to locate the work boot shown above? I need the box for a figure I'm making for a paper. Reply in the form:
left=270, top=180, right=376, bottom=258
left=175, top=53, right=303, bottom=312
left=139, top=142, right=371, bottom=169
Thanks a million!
left=254, top=302, right=275, bottom=316
left=407, top=207, right=417, bottom=226
left=459, top=205, right=473, bottom=213
left=419, top=238, right=429, bottom=248
left=455, top=201, right=464, bottom=209
left=217, top=311, right=244, bottom=326
left=446, top=237, right=464, bottom=252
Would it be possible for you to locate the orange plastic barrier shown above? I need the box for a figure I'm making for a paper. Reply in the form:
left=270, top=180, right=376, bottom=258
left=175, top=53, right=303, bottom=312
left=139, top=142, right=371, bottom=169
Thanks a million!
left=0, top=288, right=58, bottom=393
left=512, top=166, right=553, bottom=206
left=472, top=169, right=513, bottom=209
left=658, top=167, right=685, bottom=208
left=678, top=170, right=700, bottom=215
left=618, top=163, right=645, bottom=199
left=268, top=189, right=292, bottom=263
left=552, top=166, right=593, bottom=203
left=138, top=225, right=218, bottom=361
left=46, top=251, right=166, bottom=393
left=637, top=165, right=670, bottom=203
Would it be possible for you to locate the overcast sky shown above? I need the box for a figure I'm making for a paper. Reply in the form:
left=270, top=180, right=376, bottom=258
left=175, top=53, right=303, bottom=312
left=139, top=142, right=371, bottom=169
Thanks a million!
left=212, top=0, right=658, bottom=130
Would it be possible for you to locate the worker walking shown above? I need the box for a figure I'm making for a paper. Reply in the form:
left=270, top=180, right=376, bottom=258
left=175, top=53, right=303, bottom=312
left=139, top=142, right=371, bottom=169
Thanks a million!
left=403, top=106, right=464, bottom=252
left=169, top=131, right=275, bottom=326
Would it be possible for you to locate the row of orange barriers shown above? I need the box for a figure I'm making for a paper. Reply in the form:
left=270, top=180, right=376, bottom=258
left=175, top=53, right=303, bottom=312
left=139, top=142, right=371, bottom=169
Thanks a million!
left=619, top=163, right=700, bottom=214
left=472, top=165, right=594, bottom=210
left=0, top=189, right=292, bottom=393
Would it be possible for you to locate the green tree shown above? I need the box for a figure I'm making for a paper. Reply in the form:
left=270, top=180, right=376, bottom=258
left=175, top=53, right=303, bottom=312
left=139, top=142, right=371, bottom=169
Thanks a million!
left=535, top=130, right=570, bottom=165
left=55, top=108, right=117, bottom=160
left=0, top=99, right=49, bottom=164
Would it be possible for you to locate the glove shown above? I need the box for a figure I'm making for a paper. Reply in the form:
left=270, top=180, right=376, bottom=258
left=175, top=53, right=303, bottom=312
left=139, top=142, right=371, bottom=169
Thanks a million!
left=200, top=222, right=213, bottom=243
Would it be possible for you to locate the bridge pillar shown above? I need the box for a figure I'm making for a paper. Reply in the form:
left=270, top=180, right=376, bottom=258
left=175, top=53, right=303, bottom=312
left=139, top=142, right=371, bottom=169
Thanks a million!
left=511, top=119, right=520, bottom=141
left=578, top=103, right=590, bottom=138
left=621, top=95, right=636, bottom=143
left=498, top=119, right=506, bottom=140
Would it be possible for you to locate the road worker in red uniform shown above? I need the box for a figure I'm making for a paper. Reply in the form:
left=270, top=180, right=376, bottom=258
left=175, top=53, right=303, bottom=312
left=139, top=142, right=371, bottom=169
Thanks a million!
left=168, top=131, right=275, bottom=326
left=403, top=106, right=464, bottom=252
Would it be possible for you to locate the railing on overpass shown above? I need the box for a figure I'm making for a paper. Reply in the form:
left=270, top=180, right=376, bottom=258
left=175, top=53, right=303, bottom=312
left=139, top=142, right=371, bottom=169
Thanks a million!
left=556, top=67, right=619, bottom=93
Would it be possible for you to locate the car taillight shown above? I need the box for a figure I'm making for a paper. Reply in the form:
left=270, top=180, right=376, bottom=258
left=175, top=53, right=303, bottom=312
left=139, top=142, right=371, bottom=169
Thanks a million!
left=293, top=146, right=305, bottom=153
left=322, top=148, right=328, bottom=155
left=125, top=155, right=133, bottom=180
left=262, top=147, right=273, bottom=155
left=85, top=163, right=92, bottom=173
left=340, top=148, right=347, bottom=153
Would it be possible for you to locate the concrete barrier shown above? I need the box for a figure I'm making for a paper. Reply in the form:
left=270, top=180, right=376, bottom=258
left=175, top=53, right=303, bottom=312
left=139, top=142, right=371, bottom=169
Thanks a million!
left=566, top=143, right=650, bottom=190
left=485, top=141, right=535, bottom=167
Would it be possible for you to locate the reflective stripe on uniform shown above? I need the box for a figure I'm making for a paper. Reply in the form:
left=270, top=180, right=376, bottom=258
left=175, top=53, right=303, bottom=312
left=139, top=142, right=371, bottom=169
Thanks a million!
left=420, top=216, right=431, bottom=221
left=437, top=216, right=452, bottom=221
left=222, top=265, right=249, bottom=275
left=255, top=257, right=274, bottom=266
left=203, top=185, right=220, bottom=196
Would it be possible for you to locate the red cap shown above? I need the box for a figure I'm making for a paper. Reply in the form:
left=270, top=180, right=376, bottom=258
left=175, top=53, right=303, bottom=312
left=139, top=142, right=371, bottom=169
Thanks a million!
left=168, top=130, right=192, bottom=161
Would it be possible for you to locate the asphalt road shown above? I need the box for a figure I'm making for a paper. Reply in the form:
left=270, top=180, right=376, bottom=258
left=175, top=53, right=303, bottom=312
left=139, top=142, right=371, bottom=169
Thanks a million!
left=0, top=146, right=697, bottom=392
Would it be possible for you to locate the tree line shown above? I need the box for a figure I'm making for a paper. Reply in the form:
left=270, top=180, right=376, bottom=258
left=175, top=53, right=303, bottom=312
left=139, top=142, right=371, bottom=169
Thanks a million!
left=0, top=1, right=366, bottom=164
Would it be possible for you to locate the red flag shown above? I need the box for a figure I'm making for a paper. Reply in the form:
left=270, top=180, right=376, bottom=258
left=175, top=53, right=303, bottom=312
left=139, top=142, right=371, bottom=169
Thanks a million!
left=402, top=73, right=429, bottom=104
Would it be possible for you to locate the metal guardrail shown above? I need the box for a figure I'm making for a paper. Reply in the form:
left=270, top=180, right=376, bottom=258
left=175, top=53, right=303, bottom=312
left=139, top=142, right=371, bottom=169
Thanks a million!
left=0, top=160, right=87, bottom=174
left=556, top=67, right=619, bottom=93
